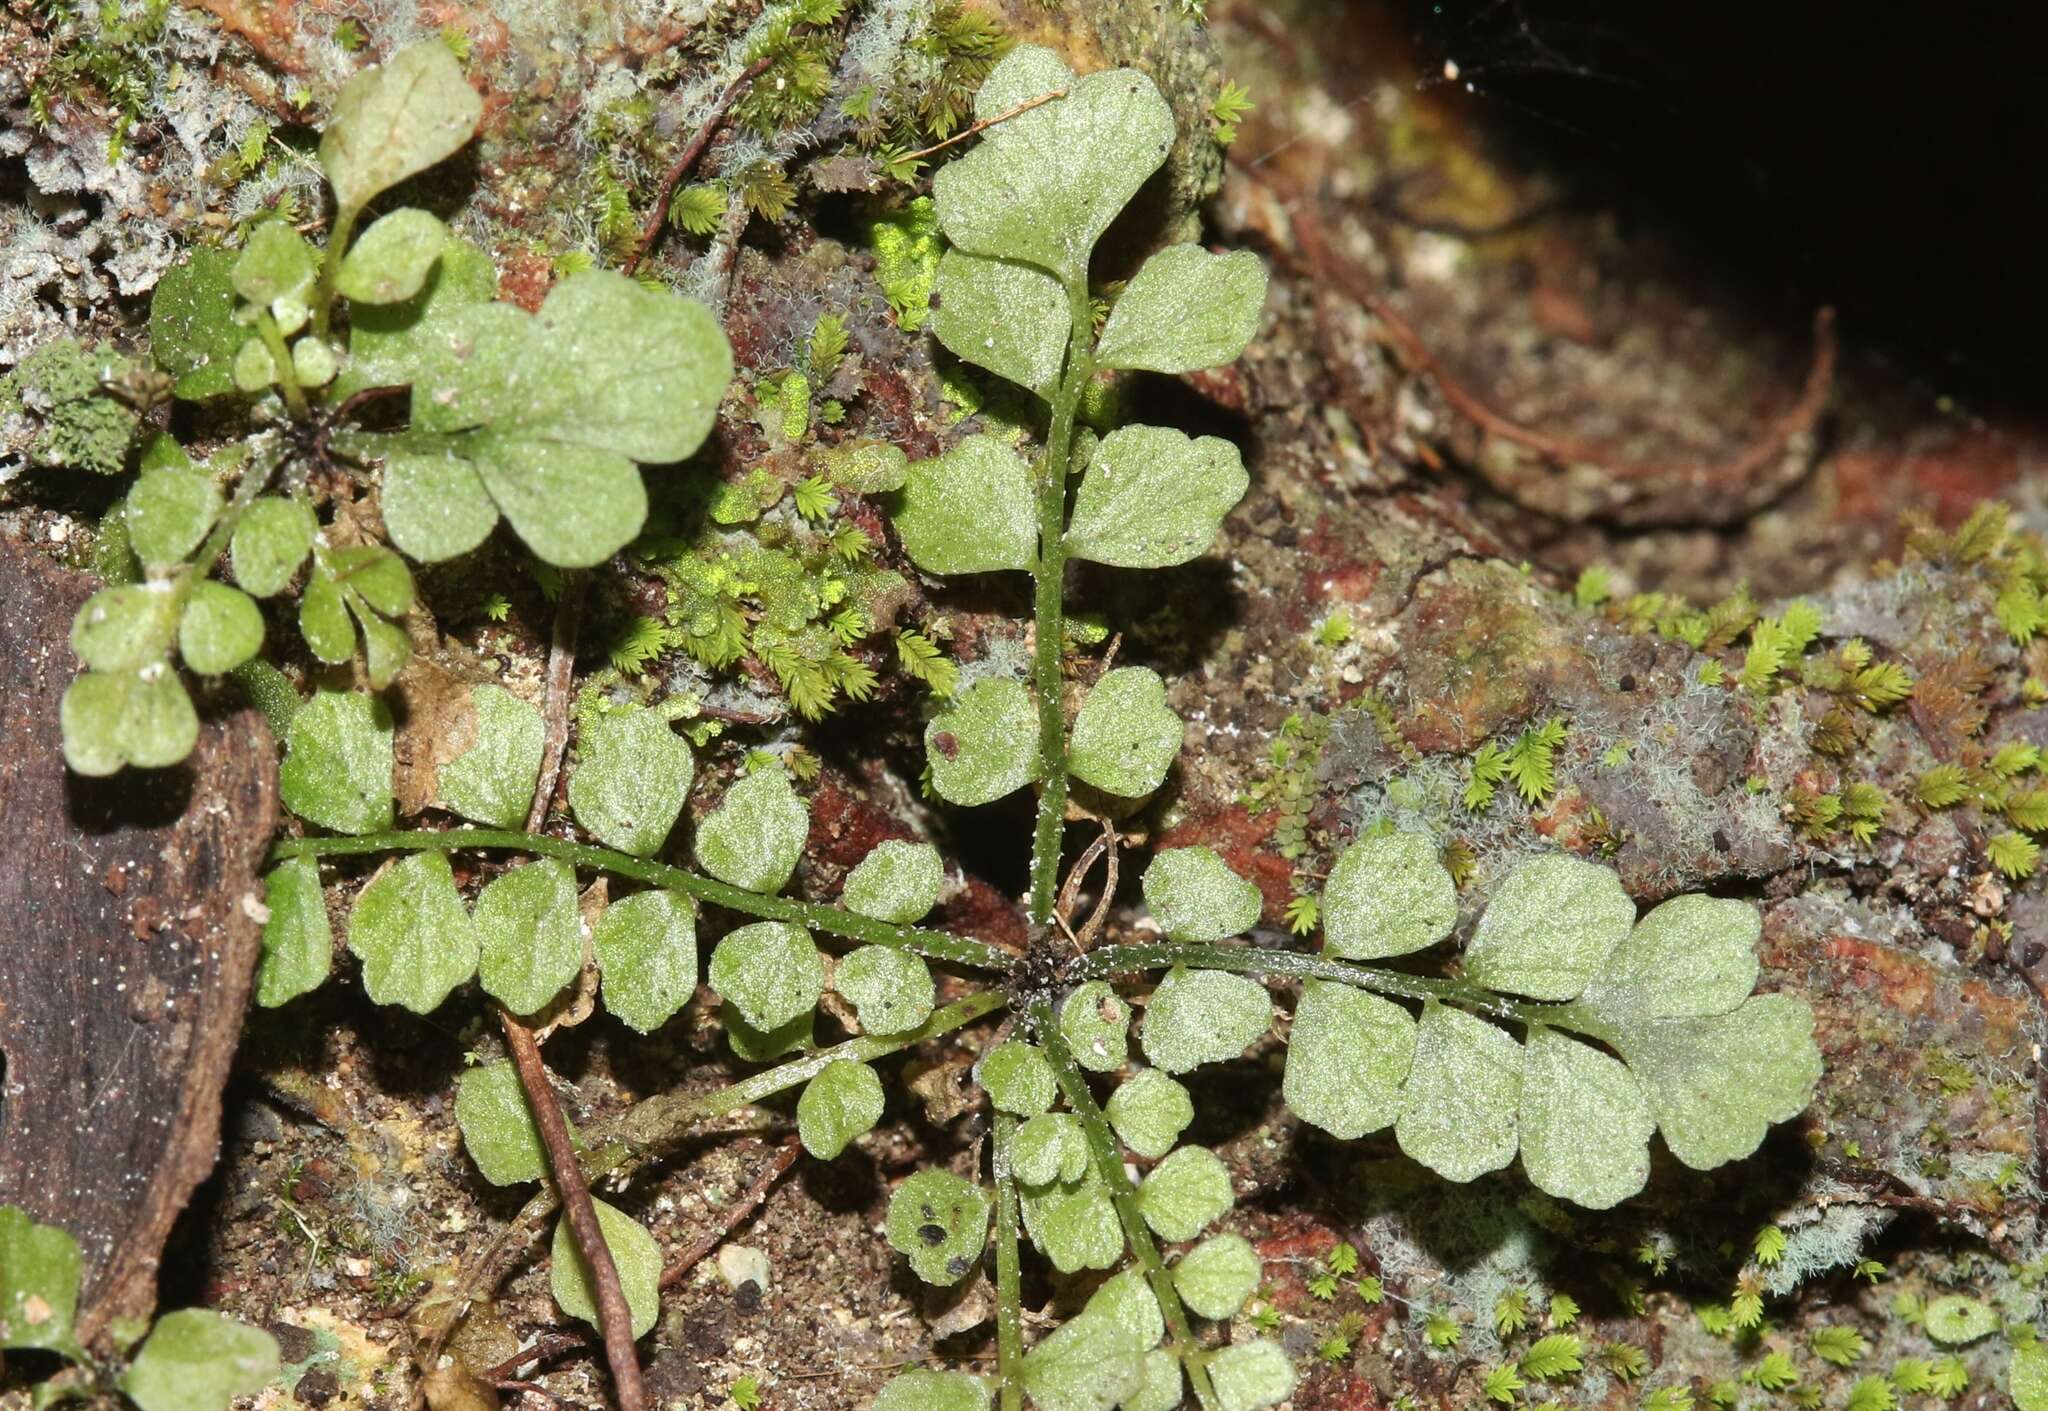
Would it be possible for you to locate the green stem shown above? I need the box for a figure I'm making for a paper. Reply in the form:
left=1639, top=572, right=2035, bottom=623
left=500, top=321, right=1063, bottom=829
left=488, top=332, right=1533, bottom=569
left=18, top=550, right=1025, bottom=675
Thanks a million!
left=992, top=1112, right=1025, bottom=1411
left=270, top=828, right=1016, bottom=972
left=1076, top=941, right=1581, bottom=1030
left=163, top=447, right=283, bottom=623
left=254, top=310, right=310, bottom=421
left=612, top=989, right=1010, bottom=1154
left=311, top=203, right=359, bottom=342
left=1024, top=274, right=1098, bottom=930
left=1031, top=1000, right=1218, bottom=1411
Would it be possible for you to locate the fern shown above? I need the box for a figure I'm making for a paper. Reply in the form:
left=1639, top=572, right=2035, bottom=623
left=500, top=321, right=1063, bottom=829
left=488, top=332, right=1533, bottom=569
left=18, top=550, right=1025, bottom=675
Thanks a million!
left=1482, top=1364, right=1523, bottom=1404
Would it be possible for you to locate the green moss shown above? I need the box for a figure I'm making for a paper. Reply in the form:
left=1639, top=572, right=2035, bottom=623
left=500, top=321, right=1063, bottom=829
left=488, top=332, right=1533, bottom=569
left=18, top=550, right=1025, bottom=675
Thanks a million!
left=0, top=338, right=141, bottom=476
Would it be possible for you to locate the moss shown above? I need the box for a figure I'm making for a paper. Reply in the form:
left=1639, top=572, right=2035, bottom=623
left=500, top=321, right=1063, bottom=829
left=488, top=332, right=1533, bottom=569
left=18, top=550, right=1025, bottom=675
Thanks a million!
left=0, top=336, right=139, bottom=476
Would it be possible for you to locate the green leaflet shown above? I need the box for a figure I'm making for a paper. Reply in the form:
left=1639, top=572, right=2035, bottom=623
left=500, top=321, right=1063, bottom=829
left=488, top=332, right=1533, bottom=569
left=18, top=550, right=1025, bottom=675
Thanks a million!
left=178, top=581, right=263, bottom=674
left=1577, top=892, right=1762, bottom=1020
left=550, top=1199, right=662, bottom=1339
left=1394, top=1003, right=1521, bottom=1183
left=1174, top=1232, right=1260, bottom=1320
left=339, top=237, right=498, bottom=400
left=121, top=1310, right=279, bottom=1411
left=437, top=685, right=545, bottom=829
left=59, top=668, right=197, bottom=776
left=592, top=890, right=697, bottom=1034
left=346, top=851, right=478, bottom=1013
left=932, top=46, right=1174, bottom=282
left=1464, top=853, right=1636, bottom=1001
left=834, top=945, right=936, bottom=1035
left=887, top=1170, right=991, bottom=1286
left=1209, top=1339, right=1295, bottom=1411
left=127, top=462, right=220, bottom=569
left=256, top=856, right=333, bottom=1008
left=1095, top=244, right=1269, bottom=374
left=895, top=434, right=1037, bottom=575
left=930, top=248, right=1068, bottom=397
left=568, top=706, right=694, bottom=856
left=1021, top=1169, right=1124, bottom=1274
left=1142, top=847, right=1261, bottom=943
left=319, top=40, right=483, bottom=214
left=393, top=271, right=733, bottom=567
left=1069, top=666, right=1182, bottom=797
left=1518, top=1027, right=1654, bottom=1209
left=229, top=496, right=316, bottom=597
left=1601, top=995, right=1821, bottom=1170
left=695, top=765, right=809, bottom=894
left=981, top=1040, right=1057, bottom=1116
left=336, top=208, right=448, bottom=304
left=874, top=1370, right=992, bottom=1411
left=926, top=677, right=1040, bottom=805
left=820, top=438, right=910, bottom=493
left=1924, top=1294, right=1998, bottom=1345
left=0, top=1206, right=81, bottom=1353
left=709, top=921, right=822, bottom=1032
left=842, top=839, right=945, bottom=923
left=298, top=546, right=415, bottom=688
left=1105, top=1068, right=1193, bottom=1160
left=280, top=689, right=395, bottom=835
left=1320, top=829, right=1458, bottom=960
left=455, top=1061, right=553, bottom=1186
left=1136, top=1144, right=1233, bottom=1242
left=1058, top=980, right=1132, bottom=1072
left=1012, top=1112, right=1090, bottom=1187
left=232, top=220, right=317, bottom=311
left=475, top=858, right=582, bottom=1015
left=1281, top=980, right=1415, bottom=1140
left=1064, top=425, right=1249, bottom=569
left=2014, top=1343, right=2048, bottom=1411
left=71, top=584, right=178, bottom=673
left=1141, top=967, right=1271, bottom=1075
left=798, top=1059, right=885, bottom=1159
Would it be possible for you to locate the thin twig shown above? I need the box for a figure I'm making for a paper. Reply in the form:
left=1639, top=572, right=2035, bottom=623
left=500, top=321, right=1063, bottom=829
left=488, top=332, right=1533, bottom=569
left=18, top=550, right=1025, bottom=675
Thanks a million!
left=660, top=1136, right=801, bottom=1288
left=894, top=89, right=1067, bottom=163
left=480, top=1333, right=589, bottom=1385
left=1074, top=820, right=1120, bottom=952
left=526, top=570, right=588, bottom=834
left=500, top=1012, right=648, bottom=1411
left=623, top=55, right=775, bottom=278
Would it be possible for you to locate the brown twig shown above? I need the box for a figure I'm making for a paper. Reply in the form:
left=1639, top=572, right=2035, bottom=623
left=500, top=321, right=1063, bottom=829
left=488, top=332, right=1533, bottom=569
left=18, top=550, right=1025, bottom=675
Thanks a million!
left=480, top=1333, right=590, bottom=1385
left=1075, top=820, right=1120, bottom=952
left=1285, top=200, right=1838, bottom=496
left=500, top=1012, right=647, bottom=1411
left=622, top=55, right=775, bottom=278
left=660, top=1136, right=802, bottom=1288
left=893, top=88, right=1068, bottom=164
left=525, top=570, right=588, bottom=833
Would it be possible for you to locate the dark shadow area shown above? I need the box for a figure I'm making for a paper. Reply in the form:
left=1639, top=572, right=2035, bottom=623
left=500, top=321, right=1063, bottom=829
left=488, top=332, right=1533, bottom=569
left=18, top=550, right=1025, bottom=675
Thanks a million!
left=1390, top=0, right=2048, bottom=407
